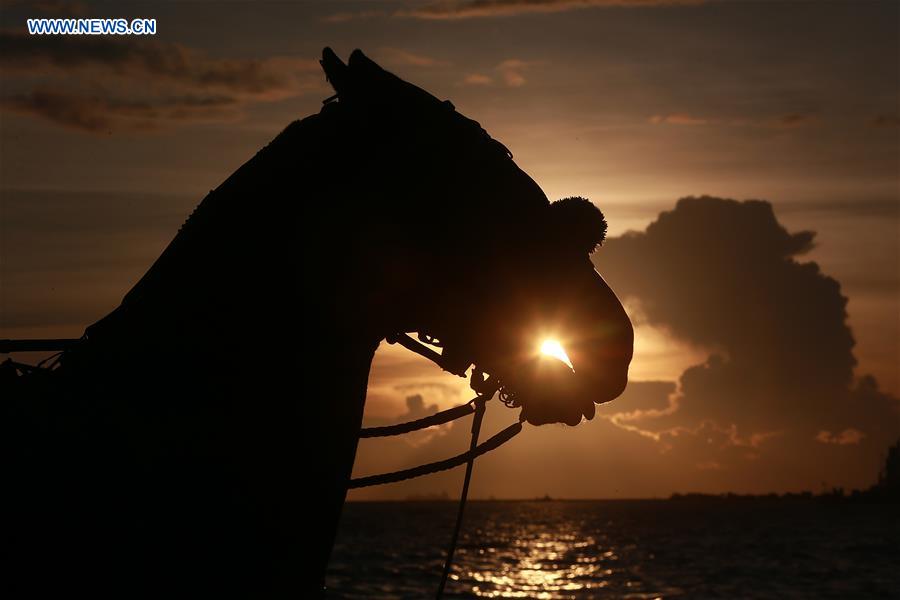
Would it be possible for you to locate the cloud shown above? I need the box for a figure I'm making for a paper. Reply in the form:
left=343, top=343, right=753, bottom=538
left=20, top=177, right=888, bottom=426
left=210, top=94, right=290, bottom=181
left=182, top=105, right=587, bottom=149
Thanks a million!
left=816, top=428, right=865, bottom=445
left=599, top=197, right=845, bottom=387
left=462, top=73, right=493, bottom=85
left=398, top=0, right=706, bottom=20
left=362, top=342, right=472, bottom=424
left=377, top=47, right=450, bottom=68
left=390, top=394, right=451, bottom=446
left=0, top=32, right=324, bottom=132
left=360, top=389, right=460, bottom=450
left=649, top=113, right=710, bottom=126
left=595, top=196, right=899, bottom=472
left=648, top=113, right=820, bottom=128
left=322, top=9, right=386, bottom=23
left=497, top=58, right=535, bottom=87
left=459, top=60, right=540, bottom=87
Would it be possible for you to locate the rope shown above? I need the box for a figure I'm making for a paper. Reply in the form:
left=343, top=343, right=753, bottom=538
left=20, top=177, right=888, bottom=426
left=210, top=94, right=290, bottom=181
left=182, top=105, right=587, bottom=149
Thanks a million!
left=359, top=402, right=475, bottom=438
left=436, top=397, right=485, bottom=598
left=352, top=387, right=522, bottom=597
left=347, top=420, right=521, bottom=488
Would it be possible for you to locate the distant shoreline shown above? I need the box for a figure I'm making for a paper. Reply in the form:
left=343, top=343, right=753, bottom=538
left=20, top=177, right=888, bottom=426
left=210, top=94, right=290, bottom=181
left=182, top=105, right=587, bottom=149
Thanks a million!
left=353, top=438, right=900, bottom=503
left=347, top=491, right=897, bottom=503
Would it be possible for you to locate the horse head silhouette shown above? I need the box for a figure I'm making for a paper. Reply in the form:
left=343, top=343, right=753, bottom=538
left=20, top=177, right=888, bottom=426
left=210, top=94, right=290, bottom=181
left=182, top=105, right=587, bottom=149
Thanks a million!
left=315, top=47, right=633, bottom=421
left=5, top=48, right=633, bottom=596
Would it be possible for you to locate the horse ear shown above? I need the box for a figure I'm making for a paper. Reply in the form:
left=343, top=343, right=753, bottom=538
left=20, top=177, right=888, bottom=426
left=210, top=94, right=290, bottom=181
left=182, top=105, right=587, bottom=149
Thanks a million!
left=549, top=197, right=607, bottom=255
left=346, top=49, right=399, bottom=95
left=320, top=47, right=447, bottom=114
left=348, top=48, right=379, bottom=72
left=321, top=47, right=349, bottom=95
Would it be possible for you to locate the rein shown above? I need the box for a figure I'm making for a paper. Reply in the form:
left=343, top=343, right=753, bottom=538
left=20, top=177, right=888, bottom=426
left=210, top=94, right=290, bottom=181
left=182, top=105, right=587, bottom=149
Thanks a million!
left=349, top=393, right=523, bottom=488
left=351, top=333, right=526, bottom=599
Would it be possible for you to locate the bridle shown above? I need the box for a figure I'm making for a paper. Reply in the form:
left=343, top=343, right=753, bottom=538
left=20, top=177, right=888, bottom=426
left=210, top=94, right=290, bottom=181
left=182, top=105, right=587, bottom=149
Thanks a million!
left=352, top=332, right=528, bottom=598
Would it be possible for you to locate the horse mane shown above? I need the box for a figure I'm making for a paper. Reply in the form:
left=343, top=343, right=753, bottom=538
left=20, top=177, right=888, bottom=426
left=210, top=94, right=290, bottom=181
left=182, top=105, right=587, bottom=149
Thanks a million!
left=75, top=48, right=553, bottom=355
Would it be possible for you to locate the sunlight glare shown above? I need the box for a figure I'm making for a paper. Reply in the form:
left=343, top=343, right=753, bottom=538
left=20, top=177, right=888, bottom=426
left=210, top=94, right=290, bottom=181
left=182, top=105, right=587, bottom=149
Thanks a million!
left=539, top=339, right=574, bottom=370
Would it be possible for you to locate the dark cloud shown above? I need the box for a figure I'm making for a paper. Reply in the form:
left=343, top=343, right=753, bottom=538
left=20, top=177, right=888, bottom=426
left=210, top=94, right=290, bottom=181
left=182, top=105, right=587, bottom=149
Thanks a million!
left=871, top=115, right=900, bottom=128
left=1, top=88, right=240, bottom=132
left=594, top=196, right=899, bottom=472
left=0, top=32, right=319, bottom=96
left=397, top=394, right=440, bottom=421
left=360, top=393, right=444, bottom=428
left=394, top=381, right=467, bottom=402
left=778, top=113, right=816, bottom=127
left=327, top=0, right=704, bottom=22
left=400, top=0, right=705, bottom=20
left=0, top=32, right=324, bottom=132
left=647, top=113, right=819, bottom=128
left=774, top=198, right=900, bottom=219
left=0, top=0, right=85, bottom=14
left=599, top=197, right=851, bottom=389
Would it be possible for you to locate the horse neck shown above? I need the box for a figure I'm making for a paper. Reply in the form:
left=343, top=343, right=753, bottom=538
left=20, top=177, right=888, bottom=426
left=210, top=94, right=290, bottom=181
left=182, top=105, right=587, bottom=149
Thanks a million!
left=86, top=127, right=313, bottom=356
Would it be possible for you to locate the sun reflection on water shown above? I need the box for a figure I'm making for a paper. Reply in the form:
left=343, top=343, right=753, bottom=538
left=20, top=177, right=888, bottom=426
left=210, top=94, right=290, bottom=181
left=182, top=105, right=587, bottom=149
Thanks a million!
left=328, top=500, right=894, bottom=599
left=464, top=530, right=623, bottom=599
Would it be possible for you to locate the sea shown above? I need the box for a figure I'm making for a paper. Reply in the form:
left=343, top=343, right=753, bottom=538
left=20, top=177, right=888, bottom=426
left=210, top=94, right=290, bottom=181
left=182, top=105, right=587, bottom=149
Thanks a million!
left=324, top=499, right=899, bottom=599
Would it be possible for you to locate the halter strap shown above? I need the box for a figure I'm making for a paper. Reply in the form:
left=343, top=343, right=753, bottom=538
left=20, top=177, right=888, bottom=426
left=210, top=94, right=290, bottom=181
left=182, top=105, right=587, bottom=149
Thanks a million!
left=385, top=332, right=469, bottom=377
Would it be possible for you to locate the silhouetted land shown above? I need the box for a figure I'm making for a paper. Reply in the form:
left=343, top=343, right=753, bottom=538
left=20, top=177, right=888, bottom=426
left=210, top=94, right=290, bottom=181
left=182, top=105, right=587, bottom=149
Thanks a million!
left=670, top=436, right=899, bottom=504
left=377, top=437, right=899, bottom=504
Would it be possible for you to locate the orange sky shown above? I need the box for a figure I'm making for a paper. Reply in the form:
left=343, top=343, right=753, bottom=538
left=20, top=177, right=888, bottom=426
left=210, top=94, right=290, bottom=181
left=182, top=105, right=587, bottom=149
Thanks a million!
left=1, top=0, right=897, bottom=497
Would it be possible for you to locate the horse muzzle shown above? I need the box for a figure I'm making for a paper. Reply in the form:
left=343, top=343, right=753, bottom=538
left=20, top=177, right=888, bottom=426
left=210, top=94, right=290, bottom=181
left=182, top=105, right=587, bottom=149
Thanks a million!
left=497, top=357, right=587, bottom=426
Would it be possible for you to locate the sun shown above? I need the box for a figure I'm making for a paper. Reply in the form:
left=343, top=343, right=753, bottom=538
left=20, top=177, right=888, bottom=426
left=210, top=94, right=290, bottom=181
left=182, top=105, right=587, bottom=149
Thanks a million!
left=539, top=339, right=574, bottom=370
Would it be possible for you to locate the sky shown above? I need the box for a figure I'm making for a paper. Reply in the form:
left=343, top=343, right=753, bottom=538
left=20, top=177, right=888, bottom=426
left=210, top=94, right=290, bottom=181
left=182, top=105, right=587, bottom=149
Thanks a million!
left=0, top=0, right=897, bottom=498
